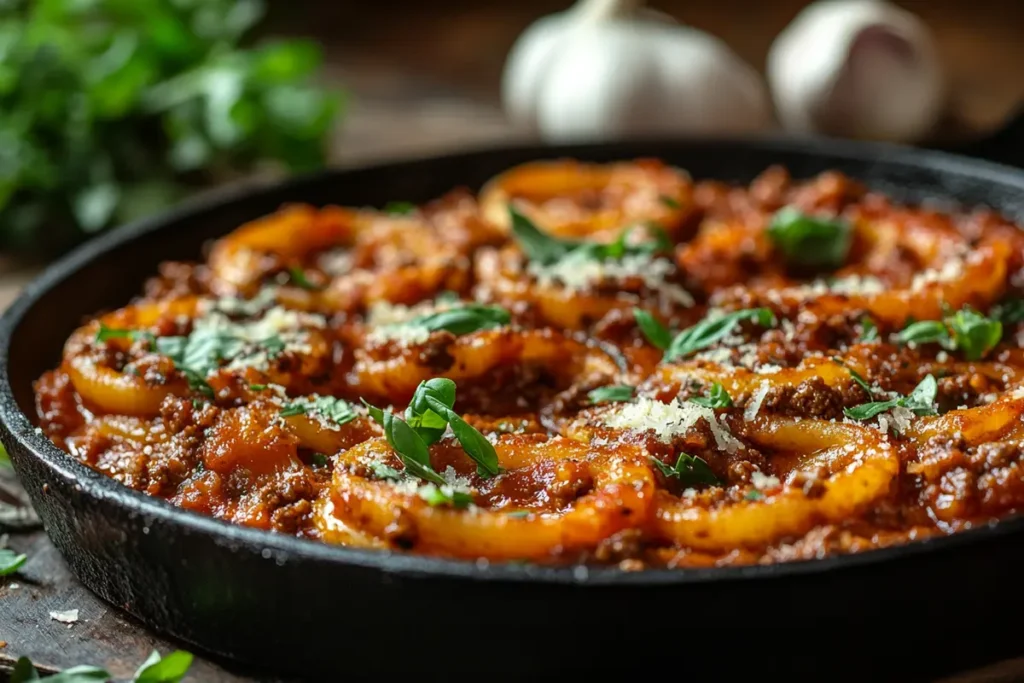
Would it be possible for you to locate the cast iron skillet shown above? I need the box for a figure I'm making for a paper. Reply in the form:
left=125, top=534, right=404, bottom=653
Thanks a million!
left=4, top=123, right=1024, bottom=681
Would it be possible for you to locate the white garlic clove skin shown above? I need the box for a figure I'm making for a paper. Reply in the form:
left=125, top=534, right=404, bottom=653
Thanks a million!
left=501, top=12, right=568, bottom=133
left=767, top=0, right=946, bottom=143
left=532, top=19, right=773, bottom=143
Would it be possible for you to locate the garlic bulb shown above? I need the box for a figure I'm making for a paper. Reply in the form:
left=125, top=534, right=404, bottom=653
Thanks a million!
left=501, top=0, right=773, bottom=142
left=767, top=0, right=946, bottom=143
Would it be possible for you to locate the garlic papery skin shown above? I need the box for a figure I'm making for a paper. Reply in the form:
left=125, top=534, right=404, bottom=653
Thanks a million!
left=500, top=0, right=773, bottom=142
left=766, top=0, right=946, bottom=143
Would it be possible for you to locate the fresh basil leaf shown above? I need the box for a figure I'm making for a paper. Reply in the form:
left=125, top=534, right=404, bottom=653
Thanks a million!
left=249, top=383, right=267, bottom=391
left=133, top=649, right=194, bottom=683
left=689, top=382, right=732, bottom=408
left=425, top=397, right=501, bottom=477
left=95, top=323, right=154, bottom=345
left=384, top=200, right=416, bottom=215
left=288, top=266, right=318, bottom=290
left=406, top=378, right=456, bottom=445
left=948, top=307, right=1002, bottom=361
left=361, top=399, right=385, bottom=426
left=382, top=410, right=445, bottom=485
left=897, top=320, right=950, bottom=347
left=10, top=657, right=40, bottom=683
left=859, top=316, right=879, bottom=342
left=310, top=453, right=329, bottom=468
left=409, top=304, right=510, bottom=336
left=508, top=206, right=581, bottom=266
left=843, top=375, right=937, bottom=421
left=744, top=489, right=764, bottom=501
left=649, top=453, right=720, bottom=487
left=588, top=385, right=634, bottom=404
left=417, top=483, right=473, bottom=509
left=767, top=206, right=852, bottom=269
left=665, top=308, right=776, bottom=362
left=633, top=308, right=673, bottom=351
left=281, top=396, right=356, bottom=425
left=0, top=547, right=27, bottom=576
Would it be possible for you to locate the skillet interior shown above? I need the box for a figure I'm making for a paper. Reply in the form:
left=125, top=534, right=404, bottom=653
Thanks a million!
left=4, top=137, right=1024, bottom=678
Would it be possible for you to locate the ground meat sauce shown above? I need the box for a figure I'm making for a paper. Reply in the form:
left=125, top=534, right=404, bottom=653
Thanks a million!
left=33, top=159, right=1024, bottom=569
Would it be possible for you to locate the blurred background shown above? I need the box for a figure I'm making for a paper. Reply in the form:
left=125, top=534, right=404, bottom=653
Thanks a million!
left=1, top=0, right=1022, bottom=299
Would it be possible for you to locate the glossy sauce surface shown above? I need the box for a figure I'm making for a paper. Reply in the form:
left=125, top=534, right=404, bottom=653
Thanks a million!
left=33, top=160, right=1024, bottom=569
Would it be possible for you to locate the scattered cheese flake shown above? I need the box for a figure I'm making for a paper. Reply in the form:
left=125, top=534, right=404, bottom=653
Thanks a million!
left=751, top=470, right=781, bottom=490
left=744, top=381, right=770, bottom=421
left=528, top=253, right=694, bottom=306
left=910, top=256, right=966, bottom=292
left=604, top=397, right=740, bottom=452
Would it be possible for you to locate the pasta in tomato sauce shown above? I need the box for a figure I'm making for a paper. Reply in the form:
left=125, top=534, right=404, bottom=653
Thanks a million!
left=32, top=159, right=1024, bottom=569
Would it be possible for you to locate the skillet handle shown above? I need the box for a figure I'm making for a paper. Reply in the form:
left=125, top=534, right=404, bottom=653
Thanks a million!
left=933, top=105, right=1024, bottom=169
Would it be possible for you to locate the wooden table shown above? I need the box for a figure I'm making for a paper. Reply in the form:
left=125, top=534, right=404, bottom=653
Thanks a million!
left=3, top=1, right=1024, bottom=679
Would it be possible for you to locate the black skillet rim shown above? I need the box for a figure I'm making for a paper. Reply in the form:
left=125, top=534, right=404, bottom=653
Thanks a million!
left=3, top=133, right=1024, bottom=587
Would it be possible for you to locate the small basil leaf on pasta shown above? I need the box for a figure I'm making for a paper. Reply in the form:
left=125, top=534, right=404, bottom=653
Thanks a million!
left=509, top=206, right=581, bottom=266
left=425, top=397, right=501, bottom=477
left=588, top=385, right=634, bottom=404
left=767, top=206, right=852, bottom=269
left=689, top=382, right=732, bottom=408
left=382, top=410, right=447, bottom=486
left=843, top=375, right=938, bottom=421
left=649, top=453, right=720, bottom=487
left=897, top=320, right=950, bottom=347
left=633, top=308, right=672, bottom=350
left=369, top=461, right=402, bottom=481
left=948, top=307, right=1002, bottom=361
left=280, top=396, right=357, bottom=426
left=659, top=194, right=681, bottom=209
left=665, top=308, right=776, bottom=361
left=858, top=316, right=879, bottom=342
left=417, top=483, right=473, bottom=509
left=95, top=323, right=154, bottom=345
left=409, top=304, right=511, bottom=336
left=288, top=266, right=319, bottom=290
left=407, top=378, right=456, bottom=445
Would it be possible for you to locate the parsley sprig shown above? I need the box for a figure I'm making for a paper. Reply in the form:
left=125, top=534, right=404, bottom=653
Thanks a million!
left=767, top=206, right=852, bottom=270
left=509, top=206, right=671, bottom=268
left=362, top=378, right=500, bottom=492
left=689, top=382, right=733, bottom=408
left=843, top=375, right=938, bottom=421
left=650, top=453, right=720, bottom=487
left=897, top=305, right=1002, bottom=360
left=634, top=307, right=777, bottom=362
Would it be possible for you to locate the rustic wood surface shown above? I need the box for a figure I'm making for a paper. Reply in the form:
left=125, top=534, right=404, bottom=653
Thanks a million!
left=3, top=1, right=1024, bottom=680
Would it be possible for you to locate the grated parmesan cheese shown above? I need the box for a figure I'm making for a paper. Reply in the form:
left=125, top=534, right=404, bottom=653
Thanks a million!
left=528, top=253, right=695, bottom=307
left=603, top=397, right=740, bottom=452
left=750, top=470, right=781, bottom=490
left=744, top=381, right=770, bottom=421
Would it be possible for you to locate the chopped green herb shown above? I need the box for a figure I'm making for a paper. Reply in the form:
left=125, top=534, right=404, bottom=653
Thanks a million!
left=384, top=200, right=416, bottom=215
left=509, top=206, right=671, bottom=268
left=249, top=383, right=267, bottom=391
left=156, top=328, right=284, bottom=381
left=588, top=385, right=635, bottom=404
left=310, top=453, right=329, bottom=467
left=0, top=548, right=27, bottom=576
left=288, top=266, right=319, bottom=290
left=506, top=510, right=532, bottom=519
left=767, top=206, right=852, bottom=269
left=663, top=308, right=776, bottom=362
left=364, top=377, right=500, bottom=483
left=843, top=375, right=938, bottom=421
left=417, top=483, right=473, bottom=509
left=744, top=489, right=764, bottom=501
left=133, top=649, right=194, bottom=683
left=689, top=382, right=733, bottom=408
left=633, top=309, right=673, bottom=351
left=404, top=304, right=511, bottom=336
left=369, top=461, right=403, bottom=481
left=992, top=298, right=1024, bottom=325
left=948, top=307, right=1002, bottom=361
left=896, top=305, right=1002, bottom=361
left=279, top=395, right=357, bottom=425
left=659, top=194, right=681, bottom=209
left=650, top=453, right=720, bottom=487
left=859, top=316, right=879, bottom=342
left=95, top=323, right=154, bottom=345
